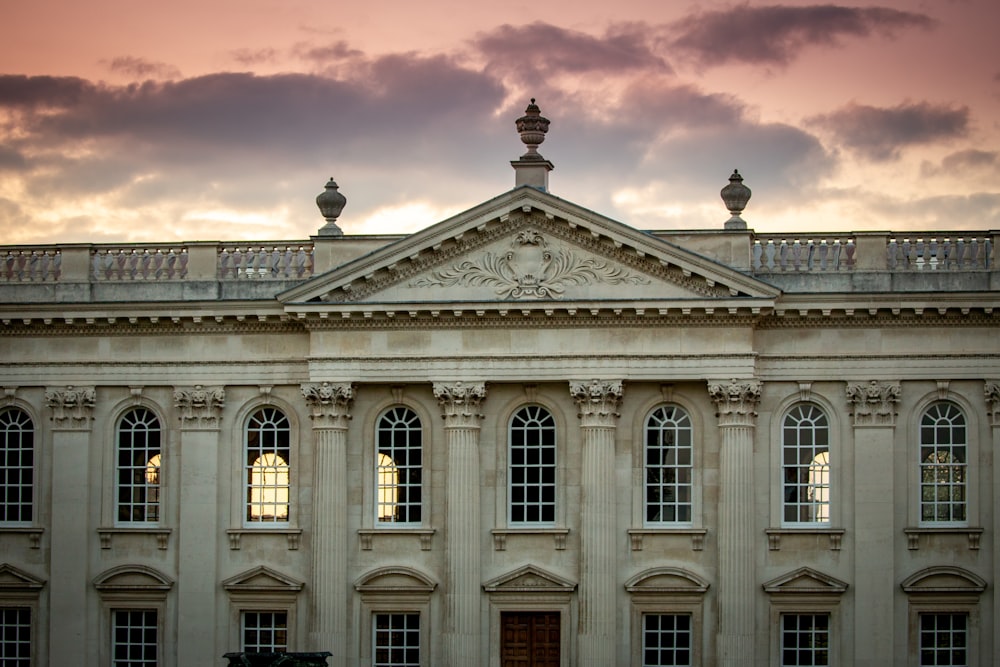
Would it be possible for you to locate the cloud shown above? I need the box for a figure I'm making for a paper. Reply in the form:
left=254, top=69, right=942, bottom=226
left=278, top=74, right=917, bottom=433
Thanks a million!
left=669, top=4, right=934, bottom=68
left=103, top=56, right=182, bottom=81
left=809, top=102, right=969, bottom=161
left=920, top=149, right=999, bottom=178
left=230, top=48, right=280, bottom=67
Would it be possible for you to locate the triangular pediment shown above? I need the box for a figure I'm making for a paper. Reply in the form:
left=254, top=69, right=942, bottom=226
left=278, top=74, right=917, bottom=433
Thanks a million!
left=763, top=567, right=848, bottom=595
left=222, top=566, right=303, bottom=592
left=483, top=564, right=577, bottom=593
left=281, top=188, right=778, bottom=317
left=0, top=563, right=45, bottom=591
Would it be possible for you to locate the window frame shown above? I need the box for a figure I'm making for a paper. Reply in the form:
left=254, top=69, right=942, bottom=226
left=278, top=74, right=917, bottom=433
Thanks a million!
left=240, top=609, right=289, bottom=653
left=917, top=401, right=968, bottom=527
left=0, top=406, right=35, bottom=527
left=780, top=403, right=831, bottom=528
left=110, top=608, right=160, bottom=667
left=243, top=406, right=292, bottom=527
left=115, top=407, right=163, bottom=527
left=641, top=612, right=694, bottom=667
left=916, top=612, right=969, bottom=667
left=356, top=567, right=435, bottom=667
left=778, top=612, right=830, bottom=666
left=507, top=404, right=558, bottom=527
left=643, top=404, right=694, bottom=528
left=375, top=406, right=423, bottom=527
left=372, top=611, right=421, bottom=667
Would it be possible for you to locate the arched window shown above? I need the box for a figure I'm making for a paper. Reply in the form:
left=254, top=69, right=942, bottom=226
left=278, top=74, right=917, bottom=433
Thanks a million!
left=644, top=405, right=693, bottom=525
left=509, top=405, right=556, bottom=525
left=920, top=403, right=966, bottom=524
left=116, top=408, right=162, bottom=524
left=782, top=404, right=830, bottom=525
left=0, top=408, right=34, bottom=525
left=245, top=408, right=290, bottom=523
left=375, top=407, right=422, bottom=525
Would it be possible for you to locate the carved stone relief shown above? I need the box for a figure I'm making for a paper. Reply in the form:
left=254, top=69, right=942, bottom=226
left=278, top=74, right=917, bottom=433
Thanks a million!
left=707, top=379, right=761, bottom=427
left=301, top=381, right=355, bottom=429
left=173, top=385, right=225, bottom=428
left=845, top=380, right=900, bottom=426
left=569, top=379, right=624, bottom=428
left=433, top=381, right=486, bottom=429
left=45, top=385, right=96, bottom=426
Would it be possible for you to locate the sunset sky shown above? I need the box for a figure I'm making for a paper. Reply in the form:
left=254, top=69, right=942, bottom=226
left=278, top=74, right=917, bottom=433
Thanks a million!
left=2, top=0, right=998, bottom=245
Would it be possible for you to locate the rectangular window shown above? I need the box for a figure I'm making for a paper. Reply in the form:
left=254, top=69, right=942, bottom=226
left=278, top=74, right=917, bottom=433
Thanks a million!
left=241, top=611, right=288, bottom=652
left=919, top=613, right=967, bottom=666
left=112, top=609, right=158, bottom=667
left=642, top=613, right=691, bottom=666
left=0, top=607, right=31, bottom=666
left=781, top=613, right=829, bottom=666
left=373, top=612, right=419, bottom=667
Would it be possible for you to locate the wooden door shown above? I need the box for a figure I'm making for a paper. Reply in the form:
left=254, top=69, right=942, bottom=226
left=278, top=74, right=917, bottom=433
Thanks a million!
left=501, top=611, right=560, bottom=667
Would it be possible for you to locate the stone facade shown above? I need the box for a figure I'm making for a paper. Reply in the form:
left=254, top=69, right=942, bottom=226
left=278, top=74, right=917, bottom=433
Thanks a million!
left=1, top=125, right=999, bottom=666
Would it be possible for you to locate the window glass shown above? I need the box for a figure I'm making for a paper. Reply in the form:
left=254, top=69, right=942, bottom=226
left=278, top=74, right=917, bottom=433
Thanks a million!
left=920, top=403, right=967, bottom=524
left=241, top=611, right=288, bottom=652
left=919, top=612, right=967, bottom=666
left=642, top=613, right=691, bottom=666
left=781, top=613, right=829, bottom=666
left=509, top=405, right=556, bottom=525
left=373, top=612, right=419, bottom=667
left=245, top=408, right=291, bottom=523
left=117, top=408, right=161, bottom=524
left=782, top=405, right=830, bottom=525
left=112, top=609, right=158, bottom=666
left=376, top=407, right=422, bottom=524
left=0, top=607, right=31, bottom=666
left=644, top=406, right=693, bottom=525
left=0, top=409, right=33, bottom=525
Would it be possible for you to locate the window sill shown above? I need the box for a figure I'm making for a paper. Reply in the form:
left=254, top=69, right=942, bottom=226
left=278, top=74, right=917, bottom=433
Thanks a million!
left=904, top=526, right=982, bottom=550
left=0, top=526, right=43, bottom=549
left=627, top=528, right=707, bottom=551
left=765, top=528, right=844, bottom=551
left=98, top=527, right=171, bottom=550
left=227, top=528, right=302, bottom=550
left=357, top=528, right=435, bottom=551
left=491, top=528, right=569, bottom=551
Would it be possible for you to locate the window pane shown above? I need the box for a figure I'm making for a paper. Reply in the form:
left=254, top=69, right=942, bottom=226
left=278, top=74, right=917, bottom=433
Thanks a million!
left=919, top=404, right=967, bottom=524
left=643, top=613, right=692, bottom=666
left=245, top=408, right=291, bottom=523
left=781, top=614, right=830, bottom=666
left=919, top=613, right=968, bottom=666
left=241, top=611, right=288, bottom=652
left=644, top=406, right=693, bottom=526
left=373, top=613, right=419, bottom=667
left=112, top=609, right=157, bottom=666
left=781, top=405, right=830, bottom=526
left=376, top=407, right=422, bottom=524
left=0, top=409, right=34, bottom=524
left=116, top=408, right=162, bottom=524
left=509, top=406, right=556, bottom=525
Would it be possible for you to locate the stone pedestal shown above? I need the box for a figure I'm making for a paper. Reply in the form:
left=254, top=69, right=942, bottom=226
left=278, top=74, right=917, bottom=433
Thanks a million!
left=45, top=386, right=95, bottom=666
left=302, top=382, right=355, bottom=666
left=174, top=385, right=225, bottom=667
left=434, top=381, right=487, bottom=665
left=846, top=380, right=900, bottom=667
left=708, top=379, right=760, bottom=667
left=571, top=380, right=623, bottom=666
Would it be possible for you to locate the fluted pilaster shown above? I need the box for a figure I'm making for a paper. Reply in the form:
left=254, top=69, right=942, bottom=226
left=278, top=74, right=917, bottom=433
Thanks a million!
left=434, top=381, right=486, bottom=665
left=302, top=382, right=355, bottom=664
left=571, top=379, right=623, bottom=666
left=708, top=379, right=760, bottom=666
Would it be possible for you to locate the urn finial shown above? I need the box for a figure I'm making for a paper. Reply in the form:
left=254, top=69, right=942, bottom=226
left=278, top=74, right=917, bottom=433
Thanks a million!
left=720, top=169, right=751, bottom=230
left=316, top=177, right=347, bottom=237
left=515, top=98, right=551, bottom=160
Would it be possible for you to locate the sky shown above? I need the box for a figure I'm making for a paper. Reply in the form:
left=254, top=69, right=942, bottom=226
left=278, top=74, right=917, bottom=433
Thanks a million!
left=1, top=0, right=999, bottom=245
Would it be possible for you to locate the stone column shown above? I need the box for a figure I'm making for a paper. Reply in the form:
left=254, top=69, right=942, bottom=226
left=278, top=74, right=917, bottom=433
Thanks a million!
left=845, top=380, right=900, bottom=667
left=570, top=379, right=623, bottom=666
left=45, top=385, right=95, bottom=666
left=433, top=381, right=487, bottom=666
left=708, top=379, right=761, bottom=667
left=173, top=385, right=225, bottom=667
left=302, top=382, right=355, bottom=665
left=984, top=381, right=1000, bottom=667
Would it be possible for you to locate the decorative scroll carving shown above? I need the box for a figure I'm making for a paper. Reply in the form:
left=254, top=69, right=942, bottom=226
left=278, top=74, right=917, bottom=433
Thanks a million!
left=432, top=381, right=486, bottom=429
left=570, top=379, right=623, bottom=427
left=707, top=379, right=761, bottom=427
left=845, top=380, right=900, bottom=426
left=45, top=385, right=96, bottom=425
left=411, top=230, right=649, bottom=299
left=2, top=386, right=16, bottom=406
left=173, top=385, right=225, bottom=428
left=301, top=382, right=354, bottom=429
left=985, top=381, right=1000, bottom=427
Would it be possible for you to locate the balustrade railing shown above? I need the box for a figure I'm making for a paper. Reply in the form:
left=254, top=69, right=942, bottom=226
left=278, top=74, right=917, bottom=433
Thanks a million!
left=751, top=236, right=855, bottom=273
left=217, top=243, right=314, bottom=280
left=885, top=236, right=991, bottom=271
left=1, top=248, right=61, bottom=282
left=92, top=246, right=188, bottom=280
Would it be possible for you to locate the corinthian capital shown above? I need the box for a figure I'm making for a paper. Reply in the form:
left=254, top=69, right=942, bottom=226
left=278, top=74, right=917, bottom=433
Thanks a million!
left=433, top=381, right=486, bottom=428
left=845, top=380, right=900, bottom=427
left=985, top=380, right=1000, bottom=427
left=707, top=378, right=761, bottom=427
left=302, top=382, right=355, bottom=429
left=173, top=385, right=225, bottom=428
left=45, top=385, right=96, bottom=427
left=570, top=379, right=623, bottom=427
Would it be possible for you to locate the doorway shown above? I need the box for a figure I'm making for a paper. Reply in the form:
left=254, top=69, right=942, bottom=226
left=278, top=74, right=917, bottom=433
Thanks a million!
left=500, top=611, right=561, bottom=666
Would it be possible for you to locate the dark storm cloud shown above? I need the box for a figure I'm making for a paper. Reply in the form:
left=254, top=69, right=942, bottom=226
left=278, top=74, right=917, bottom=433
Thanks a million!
left=0, top=75, right=91, bottom=109
left=809, top=102, right=969, bottom=161
left=104, top=56, right=182, bottom=80
left=669, top=4, right=934, bottom=67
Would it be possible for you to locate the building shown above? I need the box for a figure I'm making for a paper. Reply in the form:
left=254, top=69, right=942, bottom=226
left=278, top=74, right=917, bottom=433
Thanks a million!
left=1, top=102, right=998, bottom=666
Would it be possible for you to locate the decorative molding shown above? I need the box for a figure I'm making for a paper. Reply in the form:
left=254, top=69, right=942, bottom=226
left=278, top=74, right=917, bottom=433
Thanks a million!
left=128, top=385, right=143, bottom=405
left=765, top=528, right=844, bottom=551
left=411, top=229, right=650, bottom=299
left=845, top=380, right=900, bottom=426
left=904, top=527, right=983, bottom=551
left=357, top=528, right=436, bottom=551
left=225, top=528, right=302, bottom=551
left=935, top=380, right=950, bottom=400
left=570, top=379, right=623, bottom=427
left=627, top=528, right=707, bottom=552
left=797, top=381, right=813, bottom=402
left=97, top=527, right=171, bottom=550
left=985, top=380, right=1000, bottom=427
left=301, top=381, right=355, bottom=429
left=173, top=385, right=224, bottom=428
left=0, top=527, right=43, bottom=549
left=45, top=385, right=96, bottom=426
left=707, top=378, right=761, bottom=427
left=491, top=528, right=569, bottom=551
left=3, top=386, right=17, bottom=405
left=432, top=381, right=486, bottom=428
